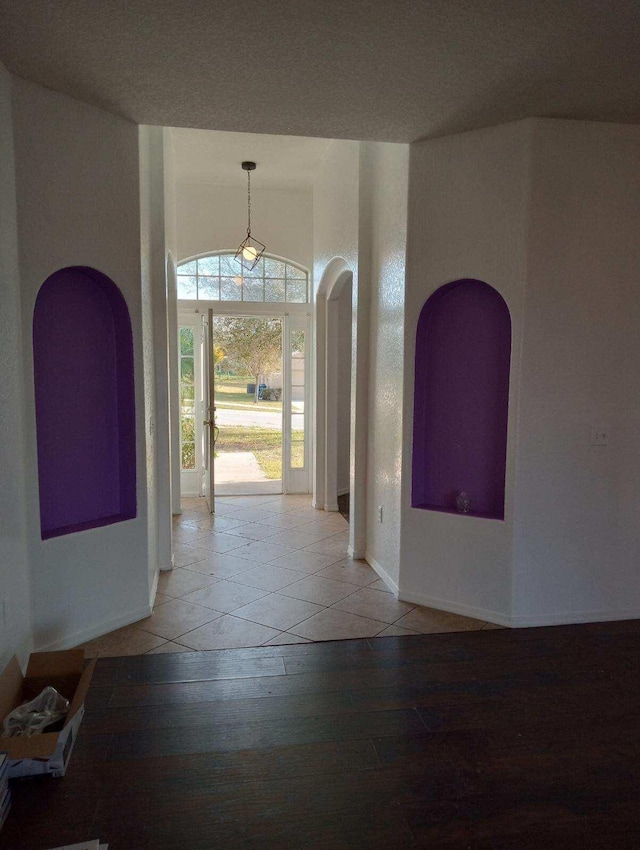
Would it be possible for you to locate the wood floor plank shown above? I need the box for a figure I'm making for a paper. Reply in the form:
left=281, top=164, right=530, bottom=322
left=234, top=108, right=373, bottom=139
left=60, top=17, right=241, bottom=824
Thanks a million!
left=64, top=740, right=381, bottom=794
left=98, top=774, right=419, bottom=848
left=107, top=662, right=432, bottom=707
left=118, top=652, right=287, bottom=685
left=84, top=690, right=359, bottom=734
left=105, top=708, right=426, bottom=760
left=94, top=765, right=450, bottom=820
left=92, top=796, right=250, bottom=850
left=93, top=637, right=375, bottom=685
left=401, top=796, right=581, bottom=848
left=241, top=804, right=415, bottom=850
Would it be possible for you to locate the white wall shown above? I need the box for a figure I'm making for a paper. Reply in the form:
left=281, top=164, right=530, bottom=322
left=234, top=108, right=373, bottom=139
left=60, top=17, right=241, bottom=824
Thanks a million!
left=312, top=141, right=362, bottom=544
left=512, top=120, right=640, bottom=625
left=312, top=139, right=410, bottom=575
left=11, top=77, right=152, bottom=650
left=400, top=122, right=530, bottom=621
left=313, top=142, right=360, bottom=296
left=176, top=183, right=313, bottom=270
left=0, top=63, right=32, bottom=667
left=361, top=142, right=409, bottom=589
left=399, top=117, right=640, bottom=628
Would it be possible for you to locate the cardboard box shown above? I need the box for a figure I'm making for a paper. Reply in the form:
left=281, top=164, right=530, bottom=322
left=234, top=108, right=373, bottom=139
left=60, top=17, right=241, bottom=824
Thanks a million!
left=0, top=752, right=11, bottom=831
left=0, top=650, right=95, bottom=779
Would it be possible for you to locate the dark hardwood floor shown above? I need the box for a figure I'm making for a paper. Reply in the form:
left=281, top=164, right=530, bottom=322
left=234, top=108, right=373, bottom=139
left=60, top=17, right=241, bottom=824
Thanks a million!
left=2, top=620, right=639, bottom=849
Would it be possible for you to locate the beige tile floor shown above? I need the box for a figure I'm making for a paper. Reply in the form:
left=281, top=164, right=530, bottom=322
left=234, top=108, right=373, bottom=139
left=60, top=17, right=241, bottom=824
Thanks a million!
left=80, top=495, right=502, bottom=657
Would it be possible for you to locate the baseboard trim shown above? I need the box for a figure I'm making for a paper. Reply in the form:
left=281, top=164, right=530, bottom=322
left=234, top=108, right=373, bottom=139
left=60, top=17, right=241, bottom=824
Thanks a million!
left=35, top=602, right=154, bottom=652
left=337, top=487, right=350, bottom=497
left=324, top=503, right=339, bottom=512
left=397, top=588, right=511, bottom=627
left=149, top=569, right=160, bottom=608
left=347, top=545, right=365, bottom=560
left=365, top=553, right=399, bottom=594
left=510, top=608, right=640, bottom=628
left=394, top=591, right=640, bottom=629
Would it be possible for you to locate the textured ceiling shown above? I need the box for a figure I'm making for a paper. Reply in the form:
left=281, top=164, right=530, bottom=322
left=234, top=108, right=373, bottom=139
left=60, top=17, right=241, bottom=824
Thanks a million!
left=171, top=129, right=332, bottom=188
left=1, top=0, right=639, bottom=142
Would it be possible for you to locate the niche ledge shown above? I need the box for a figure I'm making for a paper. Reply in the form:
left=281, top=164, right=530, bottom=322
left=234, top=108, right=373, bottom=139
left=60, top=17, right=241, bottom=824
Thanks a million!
left=412, top=503, right=505, bottom=521
left=41, top=512, right=137, bottom=541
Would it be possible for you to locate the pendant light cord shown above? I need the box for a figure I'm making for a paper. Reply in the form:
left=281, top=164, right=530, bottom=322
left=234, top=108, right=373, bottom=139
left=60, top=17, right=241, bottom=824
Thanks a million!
left=247, top=169, right=251, bottom=237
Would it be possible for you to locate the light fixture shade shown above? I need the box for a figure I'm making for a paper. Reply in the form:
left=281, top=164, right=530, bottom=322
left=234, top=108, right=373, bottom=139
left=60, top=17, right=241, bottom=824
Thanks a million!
left=235, top=233, right=266, bottom=271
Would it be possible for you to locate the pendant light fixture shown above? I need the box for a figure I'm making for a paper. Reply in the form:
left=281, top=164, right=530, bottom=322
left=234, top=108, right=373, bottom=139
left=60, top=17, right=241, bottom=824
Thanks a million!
left=235, top=161, right=266, bottom=271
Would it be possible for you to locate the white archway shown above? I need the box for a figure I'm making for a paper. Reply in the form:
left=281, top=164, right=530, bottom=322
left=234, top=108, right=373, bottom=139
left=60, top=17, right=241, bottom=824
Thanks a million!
left=314, top=258, right=367, bottom=558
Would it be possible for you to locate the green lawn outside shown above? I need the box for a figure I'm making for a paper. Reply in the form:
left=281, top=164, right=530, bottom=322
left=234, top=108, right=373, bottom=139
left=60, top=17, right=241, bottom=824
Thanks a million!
left=217, top=426, right=304, bottom=479
left=215, top=375, right=282, bottom=412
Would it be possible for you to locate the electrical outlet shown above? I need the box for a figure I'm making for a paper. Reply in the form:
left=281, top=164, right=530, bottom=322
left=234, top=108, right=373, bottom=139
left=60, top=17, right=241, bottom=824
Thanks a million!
left=377, top=505, right=383, bottom=523
left=590, top=428, right=609, bottom=447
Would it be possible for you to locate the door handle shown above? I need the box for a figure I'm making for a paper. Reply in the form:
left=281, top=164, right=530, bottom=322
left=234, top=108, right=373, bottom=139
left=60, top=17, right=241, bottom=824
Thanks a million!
left=204, top=421, right=220, bottom=444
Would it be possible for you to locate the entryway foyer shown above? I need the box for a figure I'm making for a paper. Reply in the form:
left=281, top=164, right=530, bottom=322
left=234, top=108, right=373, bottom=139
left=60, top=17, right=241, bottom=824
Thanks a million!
left=79, top=495, right=497, bottom=657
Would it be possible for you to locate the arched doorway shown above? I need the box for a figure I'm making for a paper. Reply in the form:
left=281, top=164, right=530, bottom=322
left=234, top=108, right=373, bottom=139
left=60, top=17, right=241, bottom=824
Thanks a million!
left=325, top=271, right=352, bottom=513
left=315, top=259, right=366, bottom=559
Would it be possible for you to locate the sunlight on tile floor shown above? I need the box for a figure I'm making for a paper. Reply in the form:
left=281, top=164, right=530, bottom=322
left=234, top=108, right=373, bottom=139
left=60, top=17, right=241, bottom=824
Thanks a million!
left=79, top=494, right=502, bottom=657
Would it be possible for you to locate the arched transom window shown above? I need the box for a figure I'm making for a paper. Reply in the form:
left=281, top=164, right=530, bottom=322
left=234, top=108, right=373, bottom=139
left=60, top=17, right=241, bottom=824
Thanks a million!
left=177, top=252, right=309, bottom=303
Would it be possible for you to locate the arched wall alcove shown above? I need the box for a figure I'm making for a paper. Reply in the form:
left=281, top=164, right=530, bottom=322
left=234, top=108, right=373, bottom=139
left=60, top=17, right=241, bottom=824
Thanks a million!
left=412, top=279, right=511, bottom=520
left=33, top=266, right=137, bottom=539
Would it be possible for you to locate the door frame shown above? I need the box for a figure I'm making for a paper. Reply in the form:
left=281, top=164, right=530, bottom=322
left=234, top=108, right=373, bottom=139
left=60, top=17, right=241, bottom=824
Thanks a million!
left=201, top=309, right=216, bottom=512
left=177, top=302, right=312, bottom=498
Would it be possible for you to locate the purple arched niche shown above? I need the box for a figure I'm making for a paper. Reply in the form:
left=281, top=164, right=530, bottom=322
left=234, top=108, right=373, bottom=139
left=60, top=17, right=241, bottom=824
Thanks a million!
left=33, top=267, right=136, bottom=539
left=412, top=279, right=511, bottom=520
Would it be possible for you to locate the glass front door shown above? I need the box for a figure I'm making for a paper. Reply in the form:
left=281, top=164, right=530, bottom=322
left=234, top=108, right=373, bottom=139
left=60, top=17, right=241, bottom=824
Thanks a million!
left=178, top=309, right=311, bottom=500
